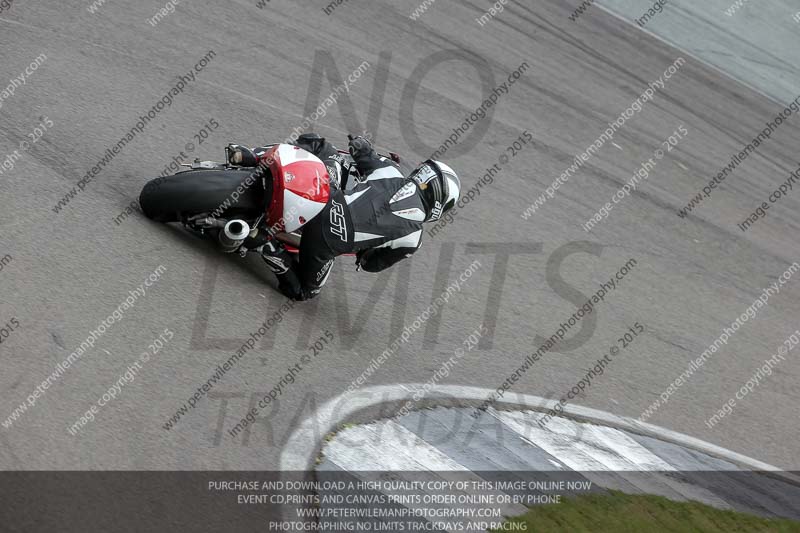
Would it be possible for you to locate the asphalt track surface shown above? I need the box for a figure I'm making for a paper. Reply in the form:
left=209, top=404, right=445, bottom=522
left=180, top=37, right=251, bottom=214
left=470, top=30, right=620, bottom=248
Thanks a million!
left=0, top=0, right=798, bottom=473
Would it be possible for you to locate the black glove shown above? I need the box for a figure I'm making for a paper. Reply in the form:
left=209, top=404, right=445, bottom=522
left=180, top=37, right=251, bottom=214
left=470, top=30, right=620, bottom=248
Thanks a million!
left=348, top=135, right=373, bottom=159
left=294, top=133, right=327, bottom=156
left=228, top=144, right=258, bottom=167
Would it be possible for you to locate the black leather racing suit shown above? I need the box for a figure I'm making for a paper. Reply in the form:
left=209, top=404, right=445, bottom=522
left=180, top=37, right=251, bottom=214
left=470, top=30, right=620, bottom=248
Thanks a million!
left=260, top=134, right=427, bottom=301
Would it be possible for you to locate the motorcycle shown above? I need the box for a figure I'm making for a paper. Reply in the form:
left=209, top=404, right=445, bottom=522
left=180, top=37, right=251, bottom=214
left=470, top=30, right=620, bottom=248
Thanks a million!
left=139, top=138, right=401, bottom=255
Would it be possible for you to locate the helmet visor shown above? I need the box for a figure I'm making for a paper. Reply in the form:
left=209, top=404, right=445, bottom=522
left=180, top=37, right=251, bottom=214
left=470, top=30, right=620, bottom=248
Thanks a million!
left=409, top=162, right=447, bottom=221
left=440, top=168, right=460, bottom=210
left=408, top=163, right=439, bottom=187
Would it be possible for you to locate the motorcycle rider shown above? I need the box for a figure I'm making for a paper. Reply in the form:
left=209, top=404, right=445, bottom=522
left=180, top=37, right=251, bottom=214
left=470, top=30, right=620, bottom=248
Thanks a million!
left=228, top=133, right=461, bottom=301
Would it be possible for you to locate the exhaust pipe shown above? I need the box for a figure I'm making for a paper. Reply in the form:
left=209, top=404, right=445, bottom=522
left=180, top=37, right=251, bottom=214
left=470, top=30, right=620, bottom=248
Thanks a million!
left=219, top=219, right=250, bottom=253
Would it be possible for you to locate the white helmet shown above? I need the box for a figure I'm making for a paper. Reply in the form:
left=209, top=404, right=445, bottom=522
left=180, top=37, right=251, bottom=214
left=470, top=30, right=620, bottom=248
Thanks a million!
left=408, top=160, right=461, bottom=222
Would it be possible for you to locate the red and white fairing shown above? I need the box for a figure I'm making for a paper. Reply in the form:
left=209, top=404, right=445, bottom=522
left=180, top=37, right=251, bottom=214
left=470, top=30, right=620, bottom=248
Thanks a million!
left=260, top=144, right=331, bottom=233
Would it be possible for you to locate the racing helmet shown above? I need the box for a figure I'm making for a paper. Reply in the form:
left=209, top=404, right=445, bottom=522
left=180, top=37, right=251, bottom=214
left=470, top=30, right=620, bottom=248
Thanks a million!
left=408, top=160, right=461, bottom=222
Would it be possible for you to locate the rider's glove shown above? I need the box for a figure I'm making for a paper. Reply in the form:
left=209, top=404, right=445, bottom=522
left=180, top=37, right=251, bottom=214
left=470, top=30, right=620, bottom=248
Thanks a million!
left=348, top=136, right=373, bottom=159
left=228, top=144, right=258, bottom=167
left=294, top=133, right=326, bottom=156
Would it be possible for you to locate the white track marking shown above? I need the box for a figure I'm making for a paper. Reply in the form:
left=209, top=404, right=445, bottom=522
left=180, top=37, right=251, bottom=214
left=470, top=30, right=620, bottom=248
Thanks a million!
left=324, top=419, right=528, bottom=530
left=584, top=425, right=674, bottom=470
left=493, top=410, right=611, bottom=470
left=326, top=420, right=469, bottom=472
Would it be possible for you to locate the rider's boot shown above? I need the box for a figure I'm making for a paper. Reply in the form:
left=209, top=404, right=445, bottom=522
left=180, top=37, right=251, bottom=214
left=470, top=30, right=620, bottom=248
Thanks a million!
left=260, top=240, right=306, bottom=300
left=241, top=226, right=272, bottom=252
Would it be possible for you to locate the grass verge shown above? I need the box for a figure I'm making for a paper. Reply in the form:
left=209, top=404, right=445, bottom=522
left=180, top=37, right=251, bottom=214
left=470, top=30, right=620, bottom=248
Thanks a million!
left=491, top=490, right=800, bottom=532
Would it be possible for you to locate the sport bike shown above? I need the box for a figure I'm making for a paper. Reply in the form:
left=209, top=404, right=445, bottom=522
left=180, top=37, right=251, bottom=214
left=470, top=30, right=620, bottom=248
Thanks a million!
left=139, top=139, right=401, bottom=254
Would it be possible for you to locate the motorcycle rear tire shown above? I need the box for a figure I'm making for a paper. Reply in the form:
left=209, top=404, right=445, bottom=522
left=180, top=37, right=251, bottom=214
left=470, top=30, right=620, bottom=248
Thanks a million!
left=139, top=169, right=268, bottom=222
